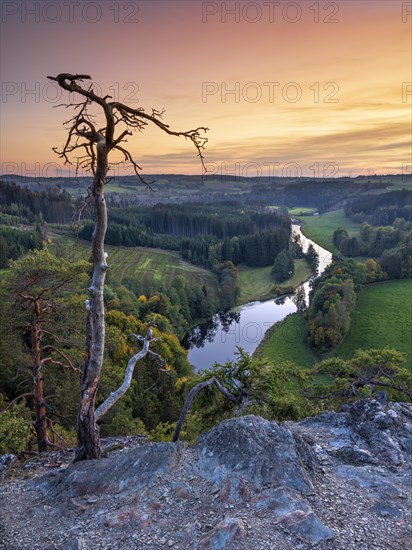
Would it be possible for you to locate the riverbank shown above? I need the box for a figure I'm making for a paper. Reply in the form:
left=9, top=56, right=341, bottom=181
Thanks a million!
left=248, top=222, right=334, bottom=369
left=256, top=266, right=412, bottom=373
left=236, top=259, right=312, bottom=304
left=186, top=225, right=331, bottom=371
left=295, top=209, right=361, bottom=254
left=253, top=313, right=317, bottom=368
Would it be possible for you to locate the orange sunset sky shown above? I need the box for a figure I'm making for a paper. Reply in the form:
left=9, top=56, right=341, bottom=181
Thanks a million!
left=1, top=0, right=411, bottom=178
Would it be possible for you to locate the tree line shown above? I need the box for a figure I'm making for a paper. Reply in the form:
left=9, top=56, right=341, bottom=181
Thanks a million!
left=0, top=226, right=43, bottom=268
left=248, top=179, right=388, bottom=213
left=272, top=234, right=319, bottom=283
left=344, top=190, right=412, bottom=225
left=333, top=225, right=411, bottom=280
left=0, top=180, right=74, bottom=224
left=305, top=258, right=385, bottom=352
left=79, top=202, right=292, bottom=269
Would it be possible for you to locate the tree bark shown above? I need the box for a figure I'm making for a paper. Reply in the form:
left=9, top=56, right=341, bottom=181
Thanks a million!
left=48, top=73, right=207, bottom=461
left=75, top=136, right=108, bottom=461
left=32, top=299, right=48, bottom=453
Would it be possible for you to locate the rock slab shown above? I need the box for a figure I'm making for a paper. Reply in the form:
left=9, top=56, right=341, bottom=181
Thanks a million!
left=1, top=398, right=411, bottom=549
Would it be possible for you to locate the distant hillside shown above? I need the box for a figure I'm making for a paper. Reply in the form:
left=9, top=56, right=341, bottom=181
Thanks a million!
left=1, top=173, right=409, bottom=207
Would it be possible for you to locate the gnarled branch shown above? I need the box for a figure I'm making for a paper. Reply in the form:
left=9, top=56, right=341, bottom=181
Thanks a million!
left=94, top=321, right=158, bottom=421
left=47, top=72, right=209, bottom=186
left=40, top=345, right=78, bottom=372
left=173, top=377, right=241, bottom=442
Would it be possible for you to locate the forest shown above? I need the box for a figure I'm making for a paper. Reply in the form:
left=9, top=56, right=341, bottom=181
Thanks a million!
left=344, top=189, right=412, bottom=224
left=247, top=178, right=389, bottom=212
left=0, top=172, right=411, bottom=459
left=331, top=191, right=412, bottom=279
left=0, top=180, right=74, bottom=224
left=79, top=203, right=292, bottom=268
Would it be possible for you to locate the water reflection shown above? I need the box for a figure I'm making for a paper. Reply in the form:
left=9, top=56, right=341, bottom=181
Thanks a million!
left=184, top=224, right=332, bottom=371
left=182, top=311, right=241, bottom=350
left=274, top=295, right=287, bottom=305
left=220, top=311, right=241, bottom=332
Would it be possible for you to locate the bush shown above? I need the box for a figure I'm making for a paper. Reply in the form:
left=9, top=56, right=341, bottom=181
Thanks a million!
left=0, top=397, right=31, bottom=455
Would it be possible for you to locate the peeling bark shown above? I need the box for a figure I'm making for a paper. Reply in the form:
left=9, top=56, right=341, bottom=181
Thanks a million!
left=95, top=327, right=155, bottom=422
left=75, top=136, right=108, bottom=461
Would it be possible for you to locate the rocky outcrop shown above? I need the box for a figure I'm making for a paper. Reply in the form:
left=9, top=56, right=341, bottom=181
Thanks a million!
left=0, top=399, right=411, bottom=549
left=0, top=454, right=16, bottom=477
left=194, top=415, right=316, bottom=494
left=290, top=398, right=412, bottom=470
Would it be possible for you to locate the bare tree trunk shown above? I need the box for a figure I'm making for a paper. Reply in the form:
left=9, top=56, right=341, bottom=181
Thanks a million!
left=75, top=136, right=108, bottom=461
left=32, top=300, right=48, bottom=453
left=48, top=73, right=207, bottom=461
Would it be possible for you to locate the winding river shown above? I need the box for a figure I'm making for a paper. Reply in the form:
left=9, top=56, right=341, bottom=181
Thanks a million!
left=183, top=224, right=332, bottom=372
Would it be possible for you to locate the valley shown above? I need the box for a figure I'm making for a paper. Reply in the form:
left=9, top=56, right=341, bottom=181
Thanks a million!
left=1, top=173, right=411, bottom=457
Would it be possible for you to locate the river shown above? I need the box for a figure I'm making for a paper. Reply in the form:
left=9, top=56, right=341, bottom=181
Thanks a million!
left=183, top=224, right=332, bottom=372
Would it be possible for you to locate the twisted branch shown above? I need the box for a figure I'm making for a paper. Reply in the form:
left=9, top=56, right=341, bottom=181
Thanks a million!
left=47, top=73, right=208, bottom=188
left=173, top=377, right=241, bottom=442
left=94, top=321, right=159, bottom=421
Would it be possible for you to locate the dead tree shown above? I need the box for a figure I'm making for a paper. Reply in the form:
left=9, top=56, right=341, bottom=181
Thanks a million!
left=48, top=73, right=208, bottom=461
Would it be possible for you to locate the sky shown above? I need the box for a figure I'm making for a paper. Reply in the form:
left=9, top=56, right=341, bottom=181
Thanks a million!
left=1, top=0, right=411, bottom=178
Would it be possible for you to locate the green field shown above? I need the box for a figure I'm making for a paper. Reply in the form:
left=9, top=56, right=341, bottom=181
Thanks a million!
left=103, top=183, right=145, bottom=194
left=336, top=279, right=412, bottom=370
left=268, top=205, right=317, bottom=216
left=255, top=278, right=412, bottom=371
left=49, top=234, right=220, bottom=297
left=50, top=233, right=312, bottom=307
left=254, top=313, right=315, bottom=368
left=288, top=207, right=317, bottom=216
left=298, top=209, right=361, bottom=253
left=237, top=259, right=312, bottom=304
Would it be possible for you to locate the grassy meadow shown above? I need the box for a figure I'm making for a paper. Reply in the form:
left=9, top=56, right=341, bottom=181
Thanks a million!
left=256, top=279, right=412, bottom=371
left=49, top=233, right=220, bottom=298
left=297, top=209, right=362, bottom=253
left=237, top=259, right=312, bottom=304
left=50, top=233, right=313, bottom=307
left=254, top=313, right=315, bottom=368
left=335, top=279, right=412, bottom=370
left=288, top=207, right=318, bottom=216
